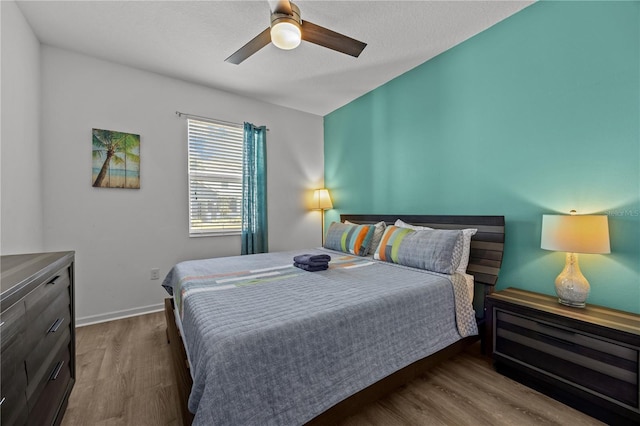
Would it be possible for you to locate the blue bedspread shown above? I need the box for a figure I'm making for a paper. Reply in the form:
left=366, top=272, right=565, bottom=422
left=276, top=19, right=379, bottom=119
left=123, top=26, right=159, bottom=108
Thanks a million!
left=162, top=248, right=477, bottom=425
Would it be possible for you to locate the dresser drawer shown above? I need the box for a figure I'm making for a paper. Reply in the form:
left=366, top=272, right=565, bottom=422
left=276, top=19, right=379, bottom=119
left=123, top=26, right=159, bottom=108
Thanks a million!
left=1, top=302, right=27, bottom=380
left=1, top=300, right=26, bottom=349
left=1, top=346, right=27, bottom=402
left=27, top=343, right=71, bottom=426
left=25, top=289, right=71, bottom=379
left=26, top=328, right=71, bottom=406
left=1, top=367, right=28, bottom=426
left=495, top=309, right=639, bottom=409
left=24, top=267, right=70, bottom=318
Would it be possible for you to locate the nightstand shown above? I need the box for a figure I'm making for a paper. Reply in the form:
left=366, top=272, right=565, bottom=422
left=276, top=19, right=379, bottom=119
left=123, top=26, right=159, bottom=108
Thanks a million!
left=486, top=288, right=640, bottom=425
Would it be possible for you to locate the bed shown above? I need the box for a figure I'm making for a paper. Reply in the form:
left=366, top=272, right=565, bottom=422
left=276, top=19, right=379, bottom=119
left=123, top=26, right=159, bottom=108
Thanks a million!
left=163, top=214, right=505, bottom=425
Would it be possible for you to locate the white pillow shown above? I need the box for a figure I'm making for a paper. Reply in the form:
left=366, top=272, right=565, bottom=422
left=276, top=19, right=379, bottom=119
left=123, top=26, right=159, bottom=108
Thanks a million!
left=394, top=219, right=433, bottom=231
left=394, top=219, right=477, bottom=274
left=344, top=220, right=386, bottom=255
left=457, top=228, right=478, bottom=273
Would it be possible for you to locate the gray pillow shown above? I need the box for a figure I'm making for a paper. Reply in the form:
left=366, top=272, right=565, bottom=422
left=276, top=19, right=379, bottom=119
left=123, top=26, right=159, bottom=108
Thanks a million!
left=375, top=225, right=463, bottom=274
left=398, top=229, right=463, bottom=274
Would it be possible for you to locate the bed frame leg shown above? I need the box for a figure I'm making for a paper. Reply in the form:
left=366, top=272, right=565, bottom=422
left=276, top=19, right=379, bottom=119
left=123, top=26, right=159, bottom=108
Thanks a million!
left=164, top=298, right=195, bottom=426
left=480, top=287, right=494, bottom=356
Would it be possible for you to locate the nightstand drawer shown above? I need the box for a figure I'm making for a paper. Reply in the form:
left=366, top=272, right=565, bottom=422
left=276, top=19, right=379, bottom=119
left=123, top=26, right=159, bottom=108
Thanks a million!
left=495, top=309, right=639, bottom=408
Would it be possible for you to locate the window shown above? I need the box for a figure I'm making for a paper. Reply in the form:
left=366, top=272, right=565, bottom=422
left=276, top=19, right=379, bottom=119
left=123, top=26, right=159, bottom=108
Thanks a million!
left=187, top=118, right=244, bottom=236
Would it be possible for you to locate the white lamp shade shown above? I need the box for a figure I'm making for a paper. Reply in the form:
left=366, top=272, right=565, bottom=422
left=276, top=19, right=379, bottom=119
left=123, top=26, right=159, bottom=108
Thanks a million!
left=541, top=214, right=610, bottom=254
left=270, top=21, right=301, bottom=50
left=313, top=189, right=333, bottom=210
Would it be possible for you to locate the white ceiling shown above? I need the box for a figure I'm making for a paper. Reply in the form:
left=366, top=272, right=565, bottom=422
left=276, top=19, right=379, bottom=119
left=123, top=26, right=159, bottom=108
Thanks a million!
left=16, top=0, right=533, bottom=116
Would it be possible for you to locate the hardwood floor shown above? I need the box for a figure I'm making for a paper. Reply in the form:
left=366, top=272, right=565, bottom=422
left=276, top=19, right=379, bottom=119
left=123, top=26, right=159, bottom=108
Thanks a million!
left=336, top=348, right=604, bottom=426
left=62, top=312, right=179, bottom=426
left=62, top=312, right=603, bottom=426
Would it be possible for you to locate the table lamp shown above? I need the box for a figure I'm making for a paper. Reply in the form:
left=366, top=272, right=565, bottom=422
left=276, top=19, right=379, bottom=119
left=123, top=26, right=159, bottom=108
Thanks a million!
left=541, top=211, right=610, bottom=308
left=313, top=189, right=333, bottom=244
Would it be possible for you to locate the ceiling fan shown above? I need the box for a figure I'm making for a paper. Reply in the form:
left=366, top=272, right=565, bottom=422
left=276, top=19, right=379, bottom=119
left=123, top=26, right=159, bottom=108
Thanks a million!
left=225, top=0, right=367, bottom=65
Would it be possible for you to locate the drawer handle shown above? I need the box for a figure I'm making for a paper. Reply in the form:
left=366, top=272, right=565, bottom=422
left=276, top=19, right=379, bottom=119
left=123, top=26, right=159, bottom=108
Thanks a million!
left=0, top=397, right=5, bottom=406
left=49, top=361, right=64, bottom=381
left=48, top=317, right=64, bottom=333
left=47, top=275, right=61, bottom=285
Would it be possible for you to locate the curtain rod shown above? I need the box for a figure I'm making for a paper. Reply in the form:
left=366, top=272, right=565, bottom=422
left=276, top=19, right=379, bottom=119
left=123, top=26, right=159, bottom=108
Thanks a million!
left=175, top=111, right=269, bottom=131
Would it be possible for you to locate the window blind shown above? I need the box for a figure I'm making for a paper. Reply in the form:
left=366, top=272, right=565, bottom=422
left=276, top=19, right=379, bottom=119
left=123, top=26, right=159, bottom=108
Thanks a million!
left=188, top=118, right=244, bottom=236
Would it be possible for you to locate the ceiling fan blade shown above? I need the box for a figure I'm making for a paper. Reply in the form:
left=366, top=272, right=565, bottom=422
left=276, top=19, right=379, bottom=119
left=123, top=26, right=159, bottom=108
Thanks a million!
left=301, top=21, right=366, bottom=58
left=270, top=0, right=292, bottom=15
left=225, top=27, right=272, bottom=65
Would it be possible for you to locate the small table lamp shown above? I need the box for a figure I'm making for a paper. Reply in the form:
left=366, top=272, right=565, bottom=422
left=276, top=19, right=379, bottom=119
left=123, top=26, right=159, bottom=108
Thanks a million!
left=541, top=211, right=610, bottom=308
left=313, top=188, right=333, bottom=244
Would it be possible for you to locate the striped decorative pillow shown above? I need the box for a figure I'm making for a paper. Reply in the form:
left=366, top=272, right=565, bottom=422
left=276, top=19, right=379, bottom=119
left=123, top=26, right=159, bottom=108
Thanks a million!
left=374, top=225, right=464, bottom=275
left=324, top=222, right=375, bottom=256
left=374, top=225, right=414, bottom=263
left=344, top=220, right=387, bottom=255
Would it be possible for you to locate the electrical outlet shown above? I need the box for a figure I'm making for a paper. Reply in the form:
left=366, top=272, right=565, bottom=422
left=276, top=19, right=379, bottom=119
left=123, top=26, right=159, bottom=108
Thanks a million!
left=150, top=268, right=160, bottom=280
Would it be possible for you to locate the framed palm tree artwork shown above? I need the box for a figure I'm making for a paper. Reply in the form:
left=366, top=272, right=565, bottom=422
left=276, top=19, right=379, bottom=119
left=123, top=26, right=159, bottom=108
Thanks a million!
left=92, top=128, right=140, bottom=189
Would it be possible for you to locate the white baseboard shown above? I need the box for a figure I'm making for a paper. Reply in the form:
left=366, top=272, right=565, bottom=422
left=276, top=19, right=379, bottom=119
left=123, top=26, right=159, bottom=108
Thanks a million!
left=75, top=303, right=164, bottom=327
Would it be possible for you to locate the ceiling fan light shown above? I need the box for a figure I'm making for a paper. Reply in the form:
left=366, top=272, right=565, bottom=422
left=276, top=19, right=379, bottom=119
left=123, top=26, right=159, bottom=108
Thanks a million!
left=270, top=21, right=301, bottom=50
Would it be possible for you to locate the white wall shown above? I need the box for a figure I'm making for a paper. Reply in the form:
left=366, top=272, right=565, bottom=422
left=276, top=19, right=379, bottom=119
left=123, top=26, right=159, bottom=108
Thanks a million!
left=40, top=46, right=324, bottom=324
left=1, top=0, right=44, bottom=254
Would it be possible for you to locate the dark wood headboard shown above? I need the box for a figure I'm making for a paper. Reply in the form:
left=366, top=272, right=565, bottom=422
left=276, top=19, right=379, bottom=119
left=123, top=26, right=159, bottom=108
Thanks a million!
left=340, top=214, right=505, bottom=286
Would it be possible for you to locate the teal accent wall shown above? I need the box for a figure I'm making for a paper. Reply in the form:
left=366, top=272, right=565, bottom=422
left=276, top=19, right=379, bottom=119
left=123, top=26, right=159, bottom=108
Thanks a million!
left=324, top=1, right=640, bottom=313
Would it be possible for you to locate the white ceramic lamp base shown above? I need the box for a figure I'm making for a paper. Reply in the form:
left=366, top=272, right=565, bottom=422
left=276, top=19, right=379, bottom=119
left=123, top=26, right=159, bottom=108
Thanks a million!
left=555, top=252, right=590, bottom=308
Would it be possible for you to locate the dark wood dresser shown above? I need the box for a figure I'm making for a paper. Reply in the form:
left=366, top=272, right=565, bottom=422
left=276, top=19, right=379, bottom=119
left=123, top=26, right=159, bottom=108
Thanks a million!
left=487, top=287, right=640, bottom=425
left=1, top=251, right=75, bottom=426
